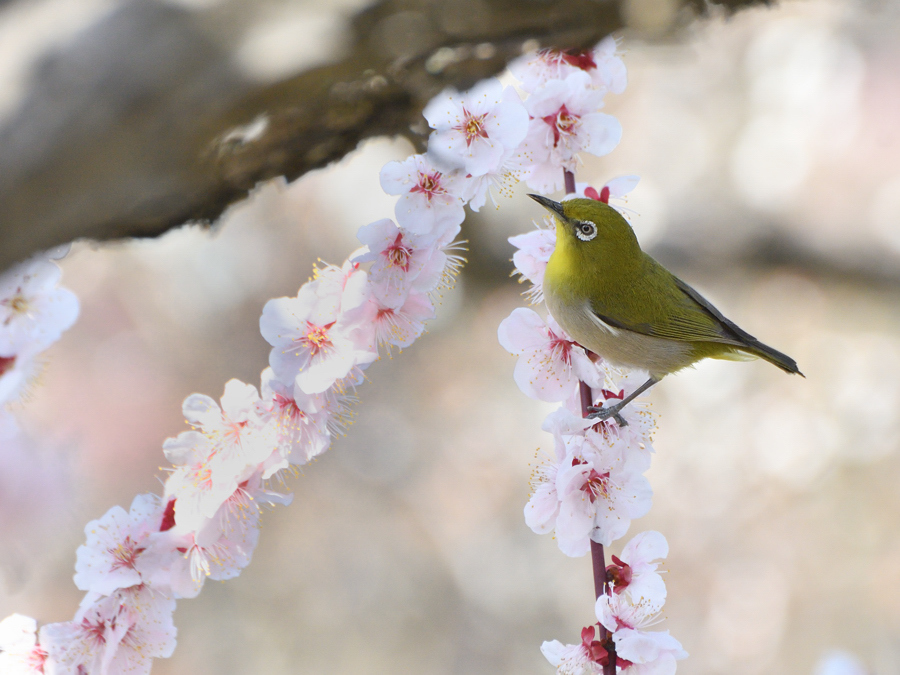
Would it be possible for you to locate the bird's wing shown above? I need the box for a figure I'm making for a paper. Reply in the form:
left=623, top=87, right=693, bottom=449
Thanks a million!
left=588, top=261, right=751, bottom=346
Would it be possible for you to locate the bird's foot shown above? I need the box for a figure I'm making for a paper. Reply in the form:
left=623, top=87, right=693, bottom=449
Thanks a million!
left=586, top=405, right=628, bottom=427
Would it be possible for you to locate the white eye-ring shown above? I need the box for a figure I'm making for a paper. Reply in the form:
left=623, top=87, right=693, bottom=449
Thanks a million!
left=575, top=220, right=597, bottom=241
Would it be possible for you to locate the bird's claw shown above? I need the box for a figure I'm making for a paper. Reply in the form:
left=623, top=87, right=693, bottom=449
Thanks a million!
left=586, top=405, right=629, bottom=427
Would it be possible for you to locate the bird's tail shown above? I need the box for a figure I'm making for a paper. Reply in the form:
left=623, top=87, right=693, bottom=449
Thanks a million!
left=735, top=340, right=804, bottom=377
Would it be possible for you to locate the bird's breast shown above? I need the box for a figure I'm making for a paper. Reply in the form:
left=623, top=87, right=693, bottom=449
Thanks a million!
left=544, top=286, right=695, bottom=379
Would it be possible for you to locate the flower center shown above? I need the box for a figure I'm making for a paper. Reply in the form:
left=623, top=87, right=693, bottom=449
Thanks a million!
left=300, top=322, right=334, bottom=357
left=582, top=469, right=611, bottom=503
left=10, top=295, right=28, bottom=313
left=108, top=535, right=143, bottom=571
left=455, top=107, right=490, bottom=146
left=192, top=464, right=214, bottom=491
left=80, top=616, right=107, bottom=647
left=383, top=234, right=413, bottom=271
left=223, top=419, right=248, bottom=446
left=541, top=105, right=579, bottom=147
left=547, top=330, right=574, bottom=365
left=411, top=170, right=445, bottom=200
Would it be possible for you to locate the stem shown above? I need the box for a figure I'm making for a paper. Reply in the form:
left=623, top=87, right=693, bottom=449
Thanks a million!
left=571, top=167, right=616, bottom=674
left=590, top=539, right=608, bottom=601
left=564, top=169, right=576, bottom=195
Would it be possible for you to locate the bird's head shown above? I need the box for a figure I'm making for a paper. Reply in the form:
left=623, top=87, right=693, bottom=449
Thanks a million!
left=527, top=195, right=640, bottom=258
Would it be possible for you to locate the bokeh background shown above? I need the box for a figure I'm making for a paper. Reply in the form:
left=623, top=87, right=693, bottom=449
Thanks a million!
left=1, top=0, right=900, bottom=673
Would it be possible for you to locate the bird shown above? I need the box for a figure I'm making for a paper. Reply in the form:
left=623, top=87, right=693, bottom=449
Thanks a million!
left=528, top=194, right=802, bottom=425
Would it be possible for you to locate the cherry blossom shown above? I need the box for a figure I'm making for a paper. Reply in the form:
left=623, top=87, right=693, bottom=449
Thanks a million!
left=163, top=430, right=232, bottom=533
left=498, top=308, right=602, bottom=402
left=0, top=255, right=78, bottom=357
left=260, top=263, right=377, bottom=395
left=454, top=150, right=526, bottom=212
left=591, top=36, right=628, bottom=95
left=181, top=379, right=275, bottom=467
left=352, top=287, right=436, bottom=354
left=541, top=625, right=617, bottom=675
left=74, top=494, right=165, bottom=596
left=259, top=367, right=331, bottom=466
left=508, top=221, right=556, bottom=304
left=424, top=78, right=528, bottom=178
left=510, top=36, right=627, bottom=94
left=352, top=219, right=453, bottom=309
left=41, top=586, right=176, bottom=675
left=521, top=71, right=623, bottom=193
left=607, top=531, right=668, bottom=607
left=555, top=426, right=653, bottom=554
left=596, top=592, right=687, bottom=671
left=181, top=511, right=261, bottom=583
left=379, top=154, right=466, bottom=235
left=0, top=614, right=47, bottom=675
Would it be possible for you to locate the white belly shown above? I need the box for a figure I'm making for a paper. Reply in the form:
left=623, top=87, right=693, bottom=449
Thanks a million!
left=545, top=294, right=695, bottom=378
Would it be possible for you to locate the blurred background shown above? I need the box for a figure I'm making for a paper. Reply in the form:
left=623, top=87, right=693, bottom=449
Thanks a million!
left=2, top=0, right=900, bottom=673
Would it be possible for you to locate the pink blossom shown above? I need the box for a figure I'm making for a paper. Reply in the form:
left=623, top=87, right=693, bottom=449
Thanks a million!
left=163, top=380, right=277, bottom=531
left=607, top=531, right=668, bottom=607
left=424, top=78, right=528, bottom=177
left=352, top=219, right=453, bottom=309
left=555, top=427, right=653, bottom=553
left=592, top=35, right=628, bottom=94
left=138, top=498, right=263, bottom=598
left=520, top=71, right=622, bottom=193
left=0, top=255, right=78, bottom=357
left=41, top=586, right=176, bottom=675
left=508, top=223, right=556, bottom=304
left=73, top=494, right=165, bottom=596
left=596, top=593, right=687, bottom=671
left=259, top=367, right=331, bottom=466
left=260, top=263, right=377, bottom=395
left=510, top=36, right=627, bottom=94
left=181, top=379, right=273, bottom=465
left=182, top=511, right=261, bottom=583
left=379, top=155, right=466, bottom=235
left=524, top=408, right=592, bottom=538
left=454, top=151, right=526, bottom=212
left=0, top=614, right=47, bottom=675
left=541, top=625, right=616, bottom=675
left=498, top=308, right=602, bottom=402
left=352, top=288, right=436, bottom=354
left=163, top=430, right=233, bottom=533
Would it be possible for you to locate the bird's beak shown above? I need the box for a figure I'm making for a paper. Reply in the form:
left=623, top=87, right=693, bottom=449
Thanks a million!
left=527, top=194, right=566, bottom=220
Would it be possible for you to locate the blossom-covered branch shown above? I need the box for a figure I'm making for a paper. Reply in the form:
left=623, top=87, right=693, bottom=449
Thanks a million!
left=0, top=35, right=686, bottom=675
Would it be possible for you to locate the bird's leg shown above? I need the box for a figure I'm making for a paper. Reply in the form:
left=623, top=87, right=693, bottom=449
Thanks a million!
left=587, top=376, right=660, bottom=426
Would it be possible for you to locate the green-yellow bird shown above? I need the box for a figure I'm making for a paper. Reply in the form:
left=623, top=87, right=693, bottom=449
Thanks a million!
left=529, top=194, right=802, bottom=424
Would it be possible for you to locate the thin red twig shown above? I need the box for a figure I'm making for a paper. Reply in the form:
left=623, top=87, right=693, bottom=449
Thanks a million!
left=568, top=169, right=616, bottom=674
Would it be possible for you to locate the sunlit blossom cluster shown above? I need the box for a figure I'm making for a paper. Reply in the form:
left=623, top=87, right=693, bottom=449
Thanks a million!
left=497, top=41, right=687, bottom=673
left=0, top=35, right=671, bottom=675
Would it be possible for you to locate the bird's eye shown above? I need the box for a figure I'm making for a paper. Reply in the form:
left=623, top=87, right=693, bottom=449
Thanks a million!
left=575, top=220, right=597, bottom=241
